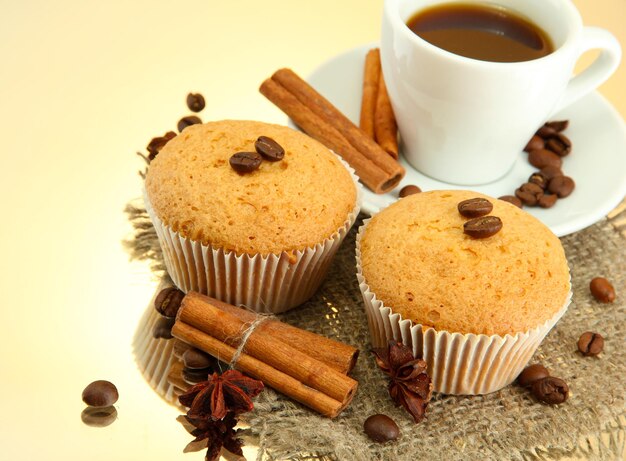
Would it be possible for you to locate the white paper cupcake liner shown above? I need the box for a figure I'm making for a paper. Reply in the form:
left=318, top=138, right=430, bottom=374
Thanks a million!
left=356, top=218, right=572, bottom=395
left=144, top=159, right=361, bottom=314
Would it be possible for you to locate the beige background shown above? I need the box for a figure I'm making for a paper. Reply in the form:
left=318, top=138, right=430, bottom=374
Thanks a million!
left=0, top=1, right=623, bottom=459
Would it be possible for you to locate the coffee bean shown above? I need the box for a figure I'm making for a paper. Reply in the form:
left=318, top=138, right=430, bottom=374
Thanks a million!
left=528, top=149, right=562, bottom=169
left=515, top=182, right=544, bottom=206
left=517, top=364, right=550, bottom=387
left=177, top=115, right=202, bottom=132
left=547, top=176, right=575, bottom=198
left=81, top=406, right=118, bottom=427
left=398, top=185, right=421, bottom=197
left=589, top=277, right=616, bottom=303
left=82, top=380, right=119, bottom=408
left=183, top=348, right=217, bottom=370
left=153, top=317, right=175, bottom=339
left=186, top=93, right=205, bottom=112
left=538, top=194, right=557, bottom=208
left=536, top=125, right=557, bottom=139
left=577, top=332, right=604, bottom=356
left=498, top=195, right=523, bottom=208
left=255, top=136, right=285, bottom=161
left=463, top=216, right=502, bottom=238
left=155, top=287, right=185, bottom=318
left=147, top=131, right=177, bottom=161
left=528, top=172, right=549, bottom=190
left=531, top=376, right=569, bottom=404
left=524, top=135, right=545, bottom=153
left=363, top=414, right=400, bottom=443
left=458, top=197, right=493, bottom=218
left=545, top=120, right=569, bottom=132
left=229, top=151, right=262, bottom=174
left=182, top=367, right=211, bottom=385
left=546, top=133, right=572, bottom=157
left=539, top=165, right=564, bottom=182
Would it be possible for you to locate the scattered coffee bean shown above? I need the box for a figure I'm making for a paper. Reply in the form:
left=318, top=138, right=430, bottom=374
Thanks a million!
left=398, top=185, right=421, bottom=197
left=545, top=120, right=569, bottom=132
left=153, top=317, right=175, bottom=339
left=528, top=172, right=549, bottom=190
left=515, top=182, right=544, bottom=206
left=538, top=193, right=558, bottom=208
left=363, top=414, right=400, bottom=443
left=536, top=125, right=557, bottom=139
left=463, top=216, right=502, bottom=238
left=229, top=151, right=262, bottom=174
left=546, top=133, right=572, bottom=157
left=255, top=136, right=285, bottom=161
left=547, top=175, right=575, bottom=198
left=458, top=197, right=493, bottom=218
left=155, top=286, right=185, bottom=318
left=177, top=115, right=202, bottom=132
left=182, top=367, right=211, bottom=385
left=147, top=131, right=177, bottom=161
left=186, top=93, right=205, bottom=112
left=517, top=364, right=550, bottom=387
left=82, top=380, right=119, bottom=408
left=528, top=149, right=562, bottom=169
left=577, top=332, right=604, bottom=356
left=539, top=165, right=564, bottom=182
left=498, top=195, right=523, bottom=208
left=531, top=376, right=569, bottom=404
left=524, top=135, right=545, bottom=153
left=183, top=348, right=217, bottom=370
left=589, top=277, right=616, bottom=303
left=81, top=406, right=118, bottom=428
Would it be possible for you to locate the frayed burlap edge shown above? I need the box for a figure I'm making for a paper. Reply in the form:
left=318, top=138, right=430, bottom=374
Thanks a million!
left=127, top=199, right=626, bottom=461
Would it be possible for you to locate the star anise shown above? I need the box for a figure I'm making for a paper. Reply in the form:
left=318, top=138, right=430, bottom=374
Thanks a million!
left=180, top=413, right=243, bottom=461
left=179, top=369, right=264, bottom=420
left=373, top=340, right=433, bottom=423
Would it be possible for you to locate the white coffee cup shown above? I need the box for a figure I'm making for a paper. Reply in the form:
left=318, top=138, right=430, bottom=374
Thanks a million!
left=381, top=0, right=621, bottom=185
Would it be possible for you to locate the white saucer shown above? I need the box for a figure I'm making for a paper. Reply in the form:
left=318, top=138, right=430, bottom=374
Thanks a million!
left=304, top=44, right=626, bottom=237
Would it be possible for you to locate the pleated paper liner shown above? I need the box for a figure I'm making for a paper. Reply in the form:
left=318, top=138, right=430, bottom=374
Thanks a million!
left=356, top=218, right=572, bottom=395
left=143, top=159, right=361, bottom=314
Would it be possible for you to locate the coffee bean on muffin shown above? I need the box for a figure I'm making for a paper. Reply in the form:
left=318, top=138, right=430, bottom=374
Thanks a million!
left=229, top=151, right=263, bottom=174
left=463, top=216, right=502, bottom=238
left=458, top=198, right=493, bottom=218
left=589, top=277, right=616, bottom=303
left=255, top=136, right=285, bottom=161
left=577, top=332, right=604, bottom=356
left=363, top=414, right=400, bottom=443
left=399, top=185, right=421, bottom=197
left=177, top=115, right=202, bottom=132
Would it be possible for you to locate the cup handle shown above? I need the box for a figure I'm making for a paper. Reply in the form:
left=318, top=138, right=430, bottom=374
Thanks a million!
left=552, top=27, right=621, bottom=113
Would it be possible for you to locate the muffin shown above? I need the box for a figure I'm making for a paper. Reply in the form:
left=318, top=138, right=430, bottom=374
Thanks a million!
left=356, top=190, right=571, bottom=394
left=145, top=120, right=360, bottom=313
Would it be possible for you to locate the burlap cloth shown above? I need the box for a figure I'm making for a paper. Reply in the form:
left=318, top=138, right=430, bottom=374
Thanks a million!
left=127, top=201, right=626, bottom=461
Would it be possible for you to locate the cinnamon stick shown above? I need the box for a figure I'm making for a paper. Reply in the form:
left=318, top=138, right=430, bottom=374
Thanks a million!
left=172, top=321, right=351, bottom=418
left=375, top=70, right=399, bottom=159
left=196, top=293, right=358, bottom=374
left=260, top=68, right=404, bottom=194
left=359, top=49, right=381, bottom=139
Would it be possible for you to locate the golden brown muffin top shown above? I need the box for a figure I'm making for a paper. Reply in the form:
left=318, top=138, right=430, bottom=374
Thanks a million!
left=360, top=190, right=570, bottom=336
left=145, top=120, right=357, bottom=255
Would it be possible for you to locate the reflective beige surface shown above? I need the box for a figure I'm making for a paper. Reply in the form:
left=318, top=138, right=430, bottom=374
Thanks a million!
left=0, top=1, right=624, bottom=459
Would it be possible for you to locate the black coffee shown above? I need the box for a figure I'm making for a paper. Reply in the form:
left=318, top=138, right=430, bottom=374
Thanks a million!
left=407, top=3, right=553, bottom=62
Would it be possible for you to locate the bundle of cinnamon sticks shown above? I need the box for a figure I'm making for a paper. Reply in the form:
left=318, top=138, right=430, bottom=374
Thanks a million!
left=171, top=292, right=359, bottom=418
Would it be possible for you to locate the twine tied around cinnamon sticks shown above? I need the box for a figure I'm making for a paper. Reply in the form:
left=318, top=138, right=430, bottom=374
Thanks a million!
left=171, top=292, right=359, bottom=418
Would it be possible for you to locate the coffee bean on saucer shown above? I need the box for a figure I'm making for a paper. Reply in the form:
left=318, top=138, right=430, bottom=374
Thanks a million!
left=186, top=93, right=205, bottom=112
left=524, top=135, right=545, bottom=153
left=545, top=120, right=569, bottom=132
left=229, top=151, right=262, bottom=174
left=458, top=197, right=493, bottom=218
left=536, top=124, right=557, bottom=139
left=363, top=414, right=400, bottom=443
left=81, top=406, right=118, bottom=428
left=547, top=176, right=575, bottom=198
left=82, top=380, right=119, bottom=408
left=515, top=182, right=544, bottom=206
left=463, top=216, right=502, bottom=238
left=531, top=376, right=569, bottom=404
left=518, top=364, right=550, bottom=387
left=147, top=131, right=177, bottom=161
left=177, top=115, right=202, bottom=132
left=528, top=172, right=549, bottom=190
left=153, top=317, right=175, bottom=339
left=577, top=332, right=604, bottom=356
left=155, top=286, right=185, bottom=318
left=255, top=136, right=285, bottom=161
left=498, top=195, right=523, bottom=208
left=538, top=194, right=558, bottom=208
left=183, top=348, right=217, bottom=370
left=546, top=133, right=572, bottom=157
left=528, top=149, right=562, bottom=169
left=589, top=277, right=616, bottom=303
left=539, top=165, right=564, bottom=182
left=398, top=185, right=421, bottom=197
